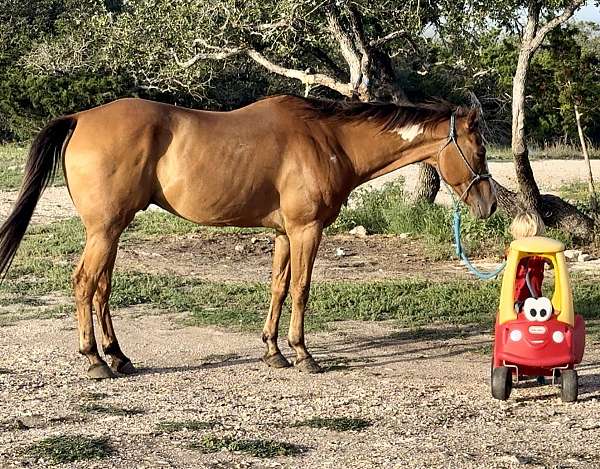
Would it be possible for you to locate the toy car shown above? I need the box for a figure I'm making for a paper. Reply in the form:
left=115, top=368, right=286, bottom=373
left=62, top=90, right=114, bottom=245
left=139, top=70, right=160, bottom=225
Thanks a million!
left=491, top=236, right=585, bottom=402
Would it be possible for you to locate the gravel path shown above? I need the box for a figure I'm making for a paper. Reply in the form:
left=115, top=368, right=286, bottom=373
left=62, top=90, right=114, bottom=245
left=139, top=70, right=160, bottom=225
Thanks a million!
left=1, top=313, right=599, bottom=468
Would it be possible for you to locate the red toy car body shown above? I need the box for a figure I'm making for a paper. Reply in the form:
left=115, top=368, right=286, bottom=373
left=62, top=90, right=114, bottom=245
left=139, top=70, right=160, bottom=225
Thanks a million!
left=493, top=314, right=585, bottom=378
left=491, top=237, right=586, bottom=402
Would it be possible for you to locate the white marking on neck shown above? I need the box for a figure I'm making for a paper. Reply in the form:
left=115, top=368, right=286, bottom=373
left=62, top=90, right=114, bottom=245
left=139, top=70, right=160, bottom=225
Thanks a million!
left=393, top=124, right=423, bottom=142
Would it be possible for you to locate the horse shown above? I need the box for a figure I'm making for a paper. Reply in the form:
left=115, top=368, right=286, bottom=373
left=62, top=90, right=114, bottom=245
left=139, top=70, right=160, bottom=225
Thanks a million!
left=0, top=95, right=496, bottom=379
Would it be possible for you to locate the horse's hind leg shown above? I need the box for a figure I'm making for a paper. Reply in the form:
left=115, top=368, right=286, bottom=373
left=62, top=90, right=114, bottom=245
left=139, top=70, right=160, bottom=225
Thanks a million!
left=93, top=244, right=135, bottom=375
left=262, top=232, right=291, bottom=368
left=73, top=229, right=123, bottom=379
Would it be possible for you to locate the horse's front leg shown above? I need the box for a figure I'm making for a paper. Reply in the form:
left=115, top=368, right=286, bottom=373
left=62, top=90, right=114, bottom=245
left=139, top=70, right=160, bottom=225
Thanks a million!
left=261, top=231, right=292, bottom=368
left=287, top=221, right=323, bottom=373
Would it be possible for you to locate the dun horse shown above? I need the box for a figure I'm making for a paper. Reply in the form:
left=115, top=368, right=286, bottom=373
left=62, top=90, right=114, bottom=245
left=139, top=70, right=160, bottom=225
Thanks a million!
left=0, top=96, right=496, bottom=378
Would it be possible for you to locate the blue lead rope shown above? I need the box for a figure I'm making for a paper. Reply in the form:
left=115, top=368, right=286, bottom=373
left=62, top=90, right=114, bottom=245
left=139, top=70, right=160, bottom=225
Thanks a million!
left=443, top=180, right=506, bottom=280
left=452, top=207, right=506, bottom=280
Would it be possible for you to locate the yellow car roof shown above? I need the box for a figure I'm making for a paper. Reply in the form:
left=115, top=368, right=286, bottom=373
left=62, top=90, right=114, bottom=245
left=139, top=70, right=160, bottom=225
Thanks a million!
left=510, top=236, right=565, bottom=254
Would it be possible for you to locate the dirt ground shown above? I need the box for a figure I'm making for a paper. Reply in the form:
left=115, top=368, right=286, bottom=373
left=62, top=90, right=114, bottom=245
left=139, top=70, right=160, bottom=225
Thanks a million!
left=117, top=231, right=473, bottom=283
left=0, top=160, right=600, bottom=468
left=1, top=316, right=599, bottom=468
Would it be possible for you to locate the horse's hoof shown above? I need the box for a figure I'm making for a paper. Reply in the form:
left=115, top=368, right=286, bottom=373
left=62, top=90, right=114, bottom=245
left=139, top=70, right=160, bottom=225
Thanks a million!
left=262, top=352, right=291, bottom=368
left=295, top=356, right=323, bottom=373
left=111, top=359, right=136, bottom=375
left=87, top=363, right=115, bottom=380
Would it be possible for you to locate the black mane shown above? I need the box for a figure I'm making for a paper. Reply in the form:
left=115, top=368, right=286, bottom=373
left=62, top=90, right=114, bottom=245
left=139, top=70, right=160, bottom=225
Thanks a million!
left=280, top=95, right=470, bottom=132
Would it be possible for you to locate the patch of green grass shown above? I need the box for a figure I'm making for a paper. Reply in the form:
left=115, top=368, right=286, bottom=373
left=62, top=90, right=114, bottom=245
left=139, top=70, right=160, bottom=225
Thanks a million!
left=558, top=181, right=600, bottom=218
left=473, top=342, right=493, bottom=355
left=123, top=211, right=204, bottom=239
left=4, top=205, right=600, bottom=332
left=293, top=417, right=372, bottom=432
left=25, top=435, right=111, bottom=465
left=0, top=302, right=71, bottom=326
left=0, top=143, right=65, bottom=190
left=79, top=403, right=144, bottom=416
left=586, top=320, right=600, bottom=343
left=329, top=181, right=511, bottom=259
left=124, top=211, right=265, bottom=240
left=560, top=181, right=591, bottom=203
left=7, top=257, right=600, bottom=332
left=157, top=420, right=216, bottom=433
left=191, top=434, right=303, bottom=458
left=106, top=273, right=504, bottom=330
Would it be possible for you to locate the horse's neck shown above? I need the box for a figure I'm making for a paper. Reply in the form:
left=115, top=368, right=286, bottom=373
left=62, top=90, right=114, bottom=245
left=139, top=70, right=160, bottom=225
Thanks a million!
left=339, top=122, right=445, bottom=187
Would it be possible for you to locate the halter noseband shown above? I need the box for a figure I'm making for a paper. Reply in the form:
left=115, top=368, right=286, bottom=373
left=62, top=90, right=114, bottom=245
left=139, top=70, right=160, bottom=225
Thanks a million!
left=437, top=113, right=492, bottom=201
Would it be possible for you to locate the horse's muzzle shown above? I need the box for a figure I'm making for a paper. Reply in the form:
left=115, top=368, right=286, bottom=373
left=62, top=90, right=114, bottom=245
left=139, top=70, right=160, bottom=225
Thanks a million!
left=470, top=198, right=497, bottom=219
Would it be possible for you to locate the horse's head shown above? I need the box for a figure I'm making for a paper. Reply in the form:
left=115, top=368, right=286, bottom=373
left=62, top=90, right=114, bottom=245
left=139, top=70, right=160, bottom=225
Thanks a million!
left=436, top=109, right=497, bottom=219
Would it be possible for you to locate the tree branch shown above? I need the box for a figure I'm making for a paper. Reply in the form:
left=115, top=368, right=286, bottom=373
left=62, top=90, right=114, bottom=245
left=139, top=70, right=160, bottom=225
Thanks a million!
left=326, top=5, right=361, bottom=81
left=529, top=0, right=585, bottom=52
left=246, top=49, right=352, bottom=96
left=302, top=43, right=347, bottom=79
left=369, top=30, right=407, bottom=48
left=347, top=4, right=369, bottom=57
left=174, top=41, right=353, bottom=97
left=172, top=45, right=245, bottom=68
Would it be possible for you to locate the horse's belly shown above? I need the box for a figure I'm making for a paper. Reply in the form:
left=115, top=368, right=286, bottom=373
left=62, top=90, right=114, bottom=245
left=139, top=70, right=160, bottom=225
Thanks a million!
left=155, top=174, right=282, bottom=229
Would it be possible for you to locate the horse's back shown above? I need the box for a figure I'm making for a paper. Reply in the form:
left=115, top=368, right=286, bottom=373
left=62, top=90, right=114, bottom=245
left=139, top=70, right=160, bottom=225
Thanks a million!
left=62, top=96, right=344, bottom=231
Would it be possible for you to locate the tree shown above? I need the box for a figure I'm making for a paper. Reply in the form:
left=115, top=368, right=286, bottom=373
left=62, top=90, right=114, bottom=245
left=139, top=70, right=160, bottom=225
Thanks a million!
left=22, top=1, right=482, bottom=198
left=511, top=0, right=585, bottom=211
left=494, top=0, right=596, bottom=240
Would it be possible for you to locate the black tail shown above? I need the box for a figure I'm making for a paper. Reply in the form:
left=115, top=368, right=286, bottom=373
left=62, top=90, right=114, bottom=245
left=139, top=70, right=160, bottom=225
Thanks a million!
left=0, top=116, right=76, bottom=278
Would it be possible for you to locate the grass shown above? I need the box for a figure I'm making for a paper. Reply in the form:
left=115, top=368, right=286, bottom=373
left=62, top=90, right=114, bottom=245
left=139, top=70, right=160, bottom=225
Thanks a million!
left=560, top=181, right=591, bottom=204
left=293, top=417, right=372, bottom=432
left=79, top=403, right=144, bottom=416
left=0, top=143, right=65, bottom=189
left=2, top=177, right=600, bottom=333
left=190, top=434, right=303, bottom=458
left=123, top=210, right=263, bottom=240
left=329, top=180, right=513, bottom=260
left=0, top=303, right=72, bottom=327
left=157, top=420, right=216, bottom=433
left=559, top=181, right=600, bottom=218
left=25, top=435, right=112, bottom=465
left=4, top=212, right=600, bottom=332
left=10, top=265, right=600, bottom=332
left=487, top=143, right=600, bottom=161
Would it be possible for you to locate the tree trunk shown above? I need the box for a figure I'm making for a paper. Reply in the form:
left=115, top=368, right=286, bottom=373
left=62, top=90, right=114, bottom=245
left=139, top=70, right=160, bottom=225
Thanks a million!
left=492, top=179, right=595, bottom=241
left=413, top=163, right=440, bottom=204
left=541, top=193, right=596, bottom=242
left=512, top=35, right=542, bottom=213
left=492, top=180, right=522, bottom=217
left=574, top=104, right=598, bottom=210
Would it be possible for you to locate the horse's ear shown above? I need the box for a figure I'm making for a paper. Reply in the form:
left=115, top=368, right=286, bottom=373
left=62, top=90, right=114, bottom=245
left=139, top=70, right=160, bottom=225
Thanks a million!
left=466, top=109, right=480, bottom=131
